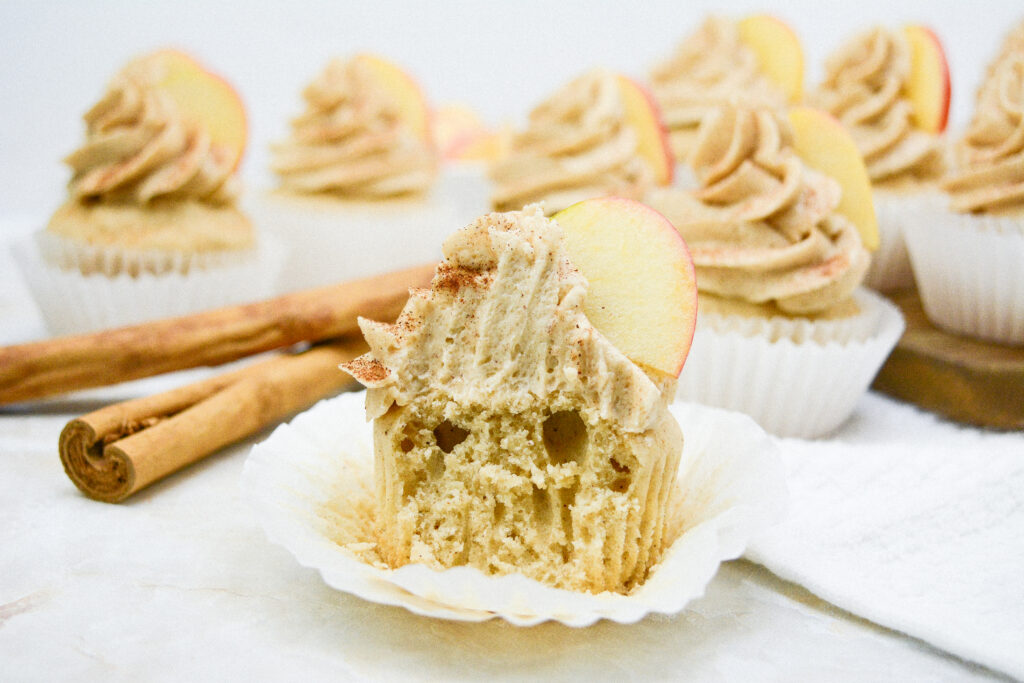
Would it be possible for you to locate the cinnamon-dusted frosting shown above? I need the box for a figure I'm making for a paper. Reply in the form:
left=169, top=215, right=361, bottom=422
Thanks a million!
left=341, top=206, right=682, bottom=593
left=489, top=70, right=653, bottom=215
left=811, top=27, right=944, bottom=185
left=647, top=106, right=870, bottom=315
left=272, top=58, right=438, bottom=198
left=63, top=54, right=239, bottom=206
left=943, top=54, right=1024, bottom=214
left=650, top=17, right=786, bottom=160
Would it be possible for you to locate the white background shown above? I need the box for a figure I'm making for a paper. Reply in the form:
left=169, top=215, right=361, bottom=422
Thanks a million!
left=1, top=0, right=1022, bottom=216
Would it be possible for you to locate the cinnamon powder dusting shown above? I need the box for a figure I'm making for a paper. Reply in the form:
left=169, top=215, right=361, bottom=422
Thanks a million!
left=344, top=356, right=390, bottom=383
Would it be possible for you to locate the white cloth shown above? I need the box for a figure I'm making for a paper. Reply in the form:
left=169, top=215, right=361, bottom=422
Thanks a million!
left=747, top=394, right=1024, bottom=680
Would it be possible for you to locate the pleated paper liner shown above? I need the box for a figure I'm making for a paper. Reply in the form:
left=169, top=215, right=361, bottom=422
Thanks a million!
left=13, top=231, right=285, bottom=336
left=676, top=289, right=905, bottom=439
left=241, top=391, right=786, bottom=626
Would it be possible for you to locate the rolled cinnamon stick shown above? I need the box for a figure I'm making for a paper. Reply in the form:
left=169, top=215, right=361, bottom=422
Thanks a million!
left=0, top=262, right=434, bottom=405
left=59, top=338, right=367, bottom=503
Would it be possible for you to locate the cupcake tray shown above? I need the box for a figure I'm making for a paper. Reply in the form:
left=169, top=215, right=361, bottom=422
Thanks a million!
left=872, top=289, right=1024, bottom=430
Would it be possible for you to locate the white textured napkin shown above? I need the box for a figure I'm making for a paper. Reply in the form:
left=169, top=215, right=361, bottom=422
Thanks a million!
left=747, top=393, right=1024, bottom=680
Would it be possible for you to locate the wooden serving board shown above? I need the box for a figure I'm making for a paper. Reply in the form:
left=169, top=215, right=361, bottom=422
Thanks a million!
left=872, top=289, right=1024, bottom=430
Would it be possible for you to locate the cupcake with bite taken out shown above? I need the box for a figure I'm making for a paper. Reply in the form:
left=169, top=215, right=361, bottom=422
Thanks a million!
left=251, top=55, right=455, bottom=293
left=811, top=25, right=951, bottom=291
left=15, top=50, right=281, bottom=335
left=647, top=104, right=904, bottom=438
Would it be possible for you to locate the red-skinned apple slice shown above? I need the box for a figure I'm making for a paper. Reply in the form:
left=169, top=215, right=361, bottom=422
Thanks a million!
left=354, top=54, right=433, bottom=145
left=788, top=106, right=879, bottom=250
left=903, top=25, right=951, bottom=134
left=554, top=197, right=697, bottom=378
left=152, top=50, right=247, bottom=171
left=615, top=75, right=675, bottom=186
left=737, top=15, right=805, bottom=103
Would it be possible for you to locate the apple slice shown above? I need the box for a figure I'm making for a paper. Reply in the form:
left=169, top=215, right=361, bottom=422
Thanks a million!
left=788, top=106, right=879, bottom=250
left=151, top=50, right=247, bottom=171
left=737, top=14, right=805, bottom=104
left=554, top=197, right=697, bottom=378
left=353, top=54, right=432, bottom=144
left=903, top=25, right=951, bottom=134
left=615, top=75, right=675, bottom=185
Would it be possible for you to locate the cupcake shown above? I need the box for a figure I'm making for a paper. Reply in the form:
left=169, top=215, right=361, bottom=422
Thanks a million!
left=253, top=55, right=453, bottom=293
left=340, top=203, right=693, bottom=594
left=902, top=51, right=1024, bottom=346
left=649, top=16, right=803, bottom=167
left=489, top=69, right=673, bottom=215
left=811, top=26, right=950, bottom=291
left=16, top=50, right=279, bottom=335
left=647, top=105, right=904, bottom=438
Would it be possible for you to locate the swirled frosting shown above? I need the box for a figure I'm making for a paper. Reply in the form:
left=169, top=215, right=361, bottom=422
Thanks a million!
left=650, top=17, right=786, bottom=160
left=489, top=70, right=653, bottom=215
left=272, top=58, right=438, bottom=197
left=976, top=19, right=1024, bottom=108
left=64, top=55, right=239, bottom=205
left=943, top=54, right=1024, bottom=214
left=811, top=27, right=944, bottom=185
left=646, top=106, right=870, bottom=315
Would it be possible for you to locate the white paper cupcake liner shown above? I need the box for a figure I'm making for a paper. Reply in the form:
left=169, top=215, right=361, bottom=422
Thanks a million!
left=246, top=189, right=457, bottom=294
left=437, top=163, right=492, bottom=227
left=12, top=232, right=285, bottom=336
left=864, top=191, right=916, bottom=292
left=902, top=193, right=1024, bottom=346
left=677, top=289, right=905, bottom=439
left=241, top=391, right=786, bottom=626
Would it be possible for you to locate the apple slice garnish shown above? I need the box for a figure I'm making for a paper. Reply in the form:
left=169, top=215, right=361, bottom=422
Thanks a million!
left=615, top=75, right=675, bottom=185
left=554, top=197, right=697, bottom=378
left=903, top=25, right=951, bottom=134
left=788, top=106, right=879, bottom=250
left=151, top=50, right=247, bottom=171
left=353, top=53, right=432, bottom=144
left=737, top=14, right=805, bottom=104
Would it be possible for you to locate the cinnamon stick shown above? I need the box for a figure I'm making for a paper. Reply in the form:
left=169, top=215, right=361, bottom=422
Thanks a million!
left=59, top=338, right=367, bottom=503
left=0, top=262, right=434, bottom=405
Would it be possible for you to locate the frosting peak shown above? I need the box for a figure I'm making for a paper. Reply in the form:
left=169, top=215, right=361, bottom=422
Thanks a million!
left=811, top=27, right=944, bottom=184
left=272, top=58, right=438, bottom=197
left=650, top=17, right=786, bottom=160
left=647, top=106, right=869, bottom=315
left=489, top=70, right=653, bottom=215
left=944, top=54, right=1024, bottom=214
left=64, top=55, right=239, bottom=206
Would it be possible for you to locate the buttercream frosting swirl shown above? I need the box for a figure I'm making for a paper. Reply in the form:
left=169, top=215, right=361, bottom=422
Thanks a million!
left=64, top=54, right=239, bottom=206
left=647, top=106, right=870, bottom=315
left=943, top=54, right=1024, bottom=214
left=272, top=57, right=438, bottom=197
left=811, top=27, right=944, bottom=185
left=650, top=17, right=786, bottom=160
left=489, top=70, right=653, bottom=215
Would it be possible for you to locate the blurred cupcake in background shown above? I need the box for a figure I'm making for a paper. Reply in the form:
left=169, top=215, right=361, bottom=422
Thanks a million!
left=649, top=15, right=803, bottom=176
left=811, top=25, right=951, bottom=291
left=16, top=50, right=280, bottom=335
left=902, top=47, right=1024, bottom=346
left=253, top=55, right=453, bottom=292
left=489, top=68, right=673, bottom=215
left=647, top=104, right=903, bottom=438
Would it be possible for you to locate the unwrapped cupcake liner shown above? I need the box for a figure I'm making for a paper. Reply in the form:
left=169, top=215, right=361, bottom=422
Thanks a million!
left=864, top=191, right=916, bottom=292
left=246, top=189, right=457, bottom=294
left=677, top=289, right=905, bottom=439
left=241, top=391, right=786, bottom=626
left=901, top=193, right=1024, bottom=346
left=13, top=231, right=285, bottom=336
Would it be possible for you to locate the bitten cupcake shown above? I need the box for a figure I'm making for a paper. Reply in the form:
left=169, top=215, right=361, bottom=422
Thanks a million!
left=902, top=50, right=1024, bottom=346
left=489, top=69, right=673, bottom=215
left=650, top=15, right=803, bottom=166
left=16, top=50, right=279, bottom=335
left=647, top=105, right=904, bottom=438
left=253, top=55, right=453, bottom=292
left=811, top=25, right=951, bottom=291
